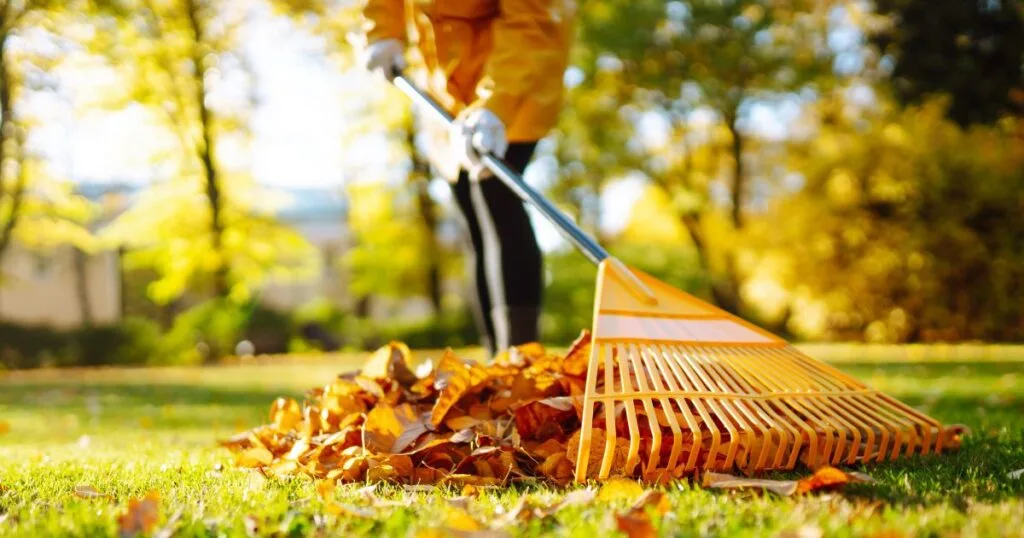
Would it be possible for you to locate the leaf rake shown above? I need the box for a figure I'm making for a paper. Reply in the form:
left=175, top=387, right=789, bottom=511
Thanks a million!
left=393, top=75, right=963, bottom=482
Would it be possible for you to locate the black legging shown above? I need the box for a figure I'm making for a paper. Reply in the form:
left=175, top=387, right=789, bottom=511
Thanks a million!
left=450, top=142, right=542, bottom=356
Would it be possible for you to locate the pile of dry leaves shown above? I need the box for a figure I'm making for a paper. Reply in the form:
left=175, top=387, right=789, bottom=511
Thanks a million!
left=219, top=333, right=882, bottom=490
left=222, top=334, right=595, bottom=486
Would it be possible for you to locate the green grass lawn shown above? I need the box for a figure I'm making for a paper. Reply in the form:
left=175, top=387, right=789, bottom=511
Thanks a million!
left=1, top=352, right=1022, bottom=537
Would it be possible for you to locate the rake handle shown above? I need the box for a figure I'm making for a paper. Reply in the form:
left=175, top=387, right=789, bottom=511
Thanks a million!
left=392, top=74, right=611, bottom=267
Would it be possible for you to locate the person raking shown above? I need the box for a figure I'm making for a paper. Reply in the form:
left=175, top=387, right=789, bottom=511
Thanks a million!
left=360, top=0, right=575, bottom=357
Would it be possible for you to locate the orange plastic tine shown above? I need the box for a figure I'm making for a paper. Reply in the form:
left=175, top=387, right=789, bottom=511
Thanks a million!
left=599, top=344, right=618, bottom=479
left=647, top=345, right=688, bottom=472
left=716, top=348, right=801, bottom=470
left=615, top=343, right=645, bottom=475
left=732, top=346, right=839, bottom=467
left=661, top=345, right=720, bottom=470
left=696, top=345, right=789, bottom=471
left=637, top=344, right=683, bottom=471
left=758, top=347, right=865, bottom=464
left=769, top=347, right=908, bottom=464
left=679, top=346, right=747, bottom=470
left=727, top=347, right=817, bottom=469
left=878, top=393, right=944, bottom=454
left=648, top=346, right=704, bottom=472
left=686, top=345, right=772, bottom=472
left=672, top=345, right=742, bottom=470
left=625, top=343, right=663, bottom=473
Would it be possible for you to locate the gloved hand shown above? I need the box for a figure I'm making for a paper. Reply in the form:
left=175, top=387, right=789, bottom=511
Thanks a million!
left=451, top=108, right=508, bottom=181
left=362, top=38, right=406, bottom=80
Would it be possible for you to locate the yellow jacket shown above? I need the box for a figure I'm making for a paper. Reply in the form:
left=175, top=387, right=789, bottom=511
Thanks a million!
left=363, top=0, right=575, bottom=143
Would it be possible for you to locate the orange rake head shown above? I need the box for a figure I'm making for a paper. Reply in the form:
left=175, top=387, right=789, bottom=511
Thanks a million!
left=389, top=75, right=964, bottom=484
left=573, top=259, right=964, bottom=482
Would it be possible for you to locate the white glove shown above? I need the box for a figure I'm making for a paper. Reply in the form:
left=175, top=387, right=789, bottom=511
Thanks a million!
left=451, top=108, right=508, bottom=181
left=362, top=38, right=406, bottom=80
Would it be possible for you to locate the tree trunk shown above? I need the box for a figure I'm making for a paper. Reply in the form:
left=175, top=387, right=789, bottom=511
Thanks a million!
left=185, top=0, right=228, bottom=298
left=726, top=111, right=745, bottom=229
left=716, top=108, right=747, bottom=316
left=73, top=247, right=93, bottom=327
left=0, top=26, right=25, bottom=264
left=680, top=213, right=740, bottom=313
left=408, top=124, right=443, bottom=314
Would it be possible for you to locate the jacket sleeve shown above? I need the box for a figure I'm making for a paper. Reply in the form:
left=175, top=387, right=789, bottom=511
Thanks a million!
left=362, top=0, right=406, bottom=43
left=472, top=0, right=572, bottom=130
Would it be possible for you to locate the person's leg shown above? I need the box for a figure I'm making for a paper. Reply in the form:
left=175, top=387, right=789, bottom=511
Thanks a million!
left=466, top=142, right=542, bottom=352
left=450, top=170, right=496, bottom=355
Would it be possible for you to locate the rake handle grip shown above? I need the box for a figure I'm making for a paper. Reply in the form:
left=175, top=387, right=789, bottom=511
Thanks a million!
left=392, top=74, right=611, bottom=266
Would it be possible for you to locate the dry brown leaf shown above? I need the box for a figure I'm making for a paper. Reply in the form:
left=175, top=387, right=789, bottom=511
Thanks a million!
left=616, top=511, right=657, bottom=538
left=270, top=398, right=302, bottom=431
left=73, top=485, right=110, bottom=499
left=567, top=428, right=629, bottom=479
left=237, top=447, right=273, bottom=468
left=703, top=471, right=798, bottom=496
left=704, top=467, right=866, bottom=496
left=614, top=490, right=669, bottom=538
left=316, top=480, right=336, bottom=500
left=795, top=466, right=853, bottom=494
left=362, top=342, right=419, bottom=387
left=562, top=330, right=592, bottom=376
left=431, top=350, right=491, bottom=426
left=502, top=487, right=599, bottom=523
left=118, top=491, right=160, bottom=537
left=363, top=403, right=430, bottom=454
left=598, top=478, right=646, bottom=501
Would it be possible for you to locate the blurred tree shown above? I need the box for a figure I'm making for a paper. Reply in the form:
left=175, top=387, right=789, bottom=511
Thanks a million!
left=567, top=0, right=836, bottom=319
left=274, top=0, right=451, bottom=317
left=759, top=94, right=1024, bottom=341
left=0, top=1, right=96, bottom=271
left=338, top=78, right=460, bottom=318
left=869, top=0, right=1024, bottom=125
left=549, top=66, right=640, bottom=244
left=96, top=0, right=318, bottom=304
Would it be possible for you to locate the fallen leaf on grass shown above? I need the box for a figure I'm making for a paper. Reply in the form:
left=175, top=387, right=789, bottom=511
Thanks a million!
left=237, top=447, right=273, bottom=468
left=444, top=507, right=483, bottom=531
left=599, top=478, right=646, bottom=501
left=315, top=480, right=336, bottom=500
left=614, top=491, right=670, bottom=538
left=704, top=467, right=874, bottom=496
left=74, top=485, right=110, bottom=499
left=0, top=420, right=10, bottom=435
left=795, top=466, right=852, bottom=494
left=118, top=491, right=160, bottom=537
left=498, top=488, right=598, bottom=525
